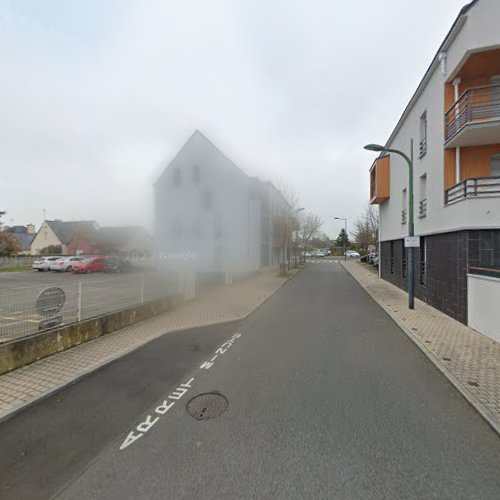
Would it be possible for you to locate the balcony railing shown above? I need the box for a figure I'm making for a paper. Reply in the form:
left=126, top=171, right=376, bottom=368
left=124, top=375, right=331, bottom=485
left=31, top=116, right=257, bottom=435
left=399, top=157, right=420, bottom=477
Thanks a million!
left=401, top=209, right=407, bottom=224
left=418, top=198, right=427, bottom=218
left=445, top=176, right=500, bottom=205
left=370, top=181, right=376, bottom=200
left=445, top=83, right=500, bottom=142
left=419, top=137, right=427, bottom=158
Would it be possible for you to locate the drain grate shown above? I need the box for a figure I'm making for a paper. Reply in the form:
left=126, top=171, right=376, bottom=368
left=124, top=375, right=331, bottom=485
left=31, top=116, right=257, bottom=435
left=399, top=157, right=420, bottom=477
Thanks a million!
left=187, top=392, right=228, bottom=420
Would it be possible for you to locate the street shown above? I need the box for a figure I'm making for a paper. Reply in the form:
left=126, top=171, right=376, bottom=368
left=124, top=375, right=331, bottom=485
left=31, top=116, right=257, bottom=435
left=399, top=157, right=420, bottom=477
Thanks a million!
left=1, top=262, right=499, bottom=499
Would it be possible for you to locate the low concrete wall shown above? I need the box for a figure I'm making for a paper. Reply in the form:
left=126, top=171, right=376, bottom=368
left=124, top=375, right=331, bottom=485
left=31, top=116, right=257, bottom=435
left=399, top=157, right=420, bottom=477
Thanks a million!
left=0, top=293, right=183, bottom=375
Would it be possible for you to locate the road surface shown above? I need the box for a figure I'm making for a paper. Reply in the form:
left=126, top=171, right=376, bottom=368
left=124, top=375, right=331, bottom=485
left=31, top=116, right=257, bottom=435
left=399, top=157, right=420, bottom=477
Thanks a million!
left=1, top=262, right=499, bottom=499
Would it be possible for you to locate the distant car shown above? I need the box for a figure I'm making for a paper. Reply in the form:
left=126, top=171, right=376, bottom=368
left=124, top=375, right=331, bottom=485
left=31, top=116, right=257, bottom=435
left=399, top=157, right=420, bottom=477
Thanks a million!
left=345, top=250, right=360, bottom=258
left=312, top=250, right=325, bottom=258
left=323, top=249, right=331, bottom=256
left=50, top=256, right=85, bottom=272
left=32, top=256, right=60, bottom=272
left=104, top=258, right=131, bottom=273
left=305, top=252, right=312, bottom=258
left=72, top=256, right=106, bottom=274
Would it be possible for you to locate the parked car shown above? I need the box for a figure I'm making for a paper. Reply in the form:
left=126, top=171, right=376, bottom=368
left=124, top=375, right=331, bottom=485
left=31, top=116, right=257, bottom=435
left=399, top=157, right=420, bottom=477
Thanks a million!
left=32, top=256, right=60, bottom=272
left=305, top=252, right=312, bottom=258
left=312, top=250, right=325, bottom=258
left=345, top=250, right=361, bottom=259
left=104, top=257, right=131, bottom=273
left=50, top=256, right=86, bottom=272
left=72, top=256, right=106, bottom=274
left=372, top=255, right=380, bottom=269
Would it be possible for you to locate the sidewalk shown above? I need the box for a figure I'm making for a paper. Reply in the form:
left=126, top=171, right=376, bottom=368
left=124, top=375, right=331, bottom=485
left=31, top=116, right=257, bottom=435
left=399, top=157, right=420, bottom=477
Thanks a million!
left=0, top=268, right=299, bottom=421
left=343, top=261, right=500, bottom=434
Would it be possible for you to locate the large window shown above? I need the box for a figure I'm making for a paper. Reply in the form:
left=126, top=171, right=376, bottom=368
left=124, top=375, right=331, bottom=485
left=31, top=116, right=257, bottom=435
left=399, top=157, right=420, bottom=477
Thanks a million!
left=193, top=165, right=201, bottom=184
left=419, top=174, right=427, bottom=218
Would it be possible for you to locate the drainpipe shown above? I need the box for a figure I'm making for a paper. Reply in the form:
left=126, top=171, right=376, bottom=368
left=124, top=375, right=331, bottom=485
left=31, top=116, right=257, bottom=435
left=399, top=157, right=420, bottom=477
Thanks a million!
left=453, top=78, right=462, bottom=184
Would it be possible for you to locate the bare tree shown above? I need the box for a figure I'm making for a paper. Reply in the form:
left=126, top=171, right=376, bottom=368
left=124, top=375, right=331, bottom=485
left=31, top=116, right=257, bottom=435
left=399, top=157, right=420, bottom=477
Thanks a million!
left=296, top=212, right=323, bottom=252
left=352, top=204, right=379, bottom=253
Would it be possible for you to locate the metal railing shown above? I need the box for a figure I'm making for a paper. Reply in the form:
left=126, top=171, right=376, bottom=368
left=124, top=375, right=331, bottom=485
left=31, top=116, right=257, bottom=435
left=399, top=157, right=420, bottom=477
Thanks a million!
left=445, top=176, right=500, bottom=205
left=419, top=137, right=427, bottom=158
left=401, top=209, right=407, bottom=225
left=445, top=83, right=500, bottom=142
left=418, top=198, right=427, bottom=218
left=0, top=272, right=177, bottom=343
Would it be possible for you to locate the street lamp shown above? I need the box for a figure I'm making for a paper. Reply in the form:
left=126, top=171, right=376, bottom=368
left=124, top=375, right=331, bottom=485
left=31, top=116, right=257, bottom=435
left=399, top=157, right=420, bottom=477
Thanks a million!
left=364, top=140, right=415, bottom=309
left=334, top=217, right=347, bottom=261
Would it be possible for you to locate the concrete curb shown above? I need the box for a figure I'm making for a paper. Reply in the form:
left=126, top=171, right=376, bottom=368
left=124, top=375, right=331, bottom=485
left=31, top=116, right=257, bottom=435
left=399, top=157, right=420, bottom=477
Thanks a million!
left=341, top=262, right=500, bottom=437
left=0, top=267, right=302, bottom=424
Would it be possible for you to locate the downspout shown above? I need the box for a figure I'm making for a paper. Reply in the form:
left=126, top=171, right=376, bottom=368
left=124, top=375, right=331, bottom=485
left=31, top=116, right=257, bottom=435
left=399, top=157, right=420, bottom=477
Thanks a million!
left=453, top=78, right=462, bottom=184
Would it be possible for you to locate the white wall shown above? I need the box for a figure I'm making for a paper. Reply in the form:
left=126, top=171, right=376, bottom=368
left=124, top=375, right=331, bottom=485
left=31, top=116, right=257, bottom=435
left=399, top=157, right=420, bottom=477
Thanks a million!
left=379, top=0, right=500, bottom=242
left=468, top=274, right=500, bottom=343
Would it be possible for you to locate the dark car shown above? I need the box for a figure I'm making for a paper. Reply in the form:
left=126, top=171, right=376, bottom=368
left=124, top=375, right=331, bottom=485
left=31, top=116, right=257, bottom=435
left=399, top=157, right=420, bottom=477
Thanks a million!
left=104, top=258, right=131, bottom=273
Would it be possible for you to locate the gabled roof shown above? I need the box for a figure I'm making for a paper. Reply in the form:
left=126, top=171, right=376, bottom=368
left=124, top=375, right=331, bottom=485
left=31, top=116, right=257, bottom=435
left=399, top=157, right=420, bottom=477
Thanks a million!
left=154, top=129, right=249, bottom=187
left=384, top=0, right=480, bottom=149
left=44, top=220, right=99, bottom=244
left=12, top=232, right=35, bottom=251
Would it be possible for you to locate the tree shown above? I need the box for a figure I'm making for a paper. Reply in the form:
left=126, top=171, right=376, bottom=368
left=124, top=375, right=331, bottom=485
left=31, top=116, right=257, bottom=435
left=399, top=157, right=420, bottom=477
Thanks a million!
left=352, top=205, right=379, bottom=253
left=0, top=211, right=21, bottom=256
left=336, top=228, right=350, bottom=248
left=297, top=212, right=323, bottom=251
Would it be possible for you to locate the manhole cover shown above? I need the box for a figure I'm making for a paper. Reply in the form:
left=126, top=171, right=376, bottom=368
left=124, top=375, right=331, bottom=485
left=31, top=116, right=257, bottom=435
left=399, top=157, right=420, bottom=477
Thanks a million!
left=187, top=392, right=228, bottom=420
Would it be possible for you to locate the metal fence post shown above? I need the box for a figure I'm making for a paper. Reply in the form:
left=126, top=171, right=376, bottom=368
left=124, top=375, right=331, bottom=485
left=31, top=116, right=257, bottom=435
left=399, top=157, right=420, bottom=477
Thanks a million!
left=77, top=281, right=82, bottom=322
left=140, top=273, right=145, bottom=305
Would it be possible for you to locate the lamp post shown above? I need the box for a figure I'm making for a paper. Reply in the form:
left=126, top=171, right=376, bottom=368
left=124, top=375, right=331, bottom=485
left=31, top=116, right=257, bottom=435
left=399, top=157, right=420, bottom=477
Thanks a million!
left=334, top=217, right=347, bottom=261
left=364, top=140, right=415, bottom=309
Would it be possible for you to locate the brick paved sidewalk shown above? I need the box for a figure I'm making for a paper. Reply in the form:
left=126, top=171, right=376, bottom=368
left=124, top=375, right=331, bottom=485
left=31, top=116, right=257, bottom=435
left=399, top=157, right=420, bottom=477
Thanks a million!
left=344, top=261, right=500, bottom=435
left=0, top=268, right=299, bottom=420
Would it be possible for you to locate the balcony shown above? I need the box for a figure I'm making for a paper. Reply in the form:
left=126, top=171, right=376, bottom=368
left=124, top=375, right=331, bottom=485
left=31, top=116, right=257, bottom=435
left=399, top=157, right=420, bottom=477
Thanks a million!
left=445, top=84, right=500, bottom=147
left=369, top=155, right=390, bottom=204
left=444, top=176, right=500, bottom=205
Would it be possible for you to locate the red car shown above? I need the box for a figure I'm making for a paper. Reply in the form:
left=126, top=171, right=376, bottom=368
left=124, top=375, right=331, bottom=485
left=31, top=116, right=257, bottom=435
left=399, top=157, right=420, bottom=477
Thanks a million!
left=72, top=256, right=106, bottom=274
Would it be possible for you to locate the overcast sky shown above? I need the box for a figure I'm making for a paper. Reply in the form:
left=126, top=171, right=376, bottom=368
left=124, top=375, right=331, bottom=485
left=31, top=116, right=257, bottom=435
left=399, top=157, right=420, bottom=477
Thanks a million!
left=1, top=0, right=467, bottom=238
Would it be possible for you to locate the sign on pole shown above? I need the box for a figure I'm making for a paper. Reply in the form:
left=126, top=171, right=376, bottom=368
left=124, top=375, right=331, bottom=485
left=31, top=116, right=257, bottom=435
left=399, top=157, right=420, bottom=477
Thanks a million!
left=404, top=236, right=420, bottom=248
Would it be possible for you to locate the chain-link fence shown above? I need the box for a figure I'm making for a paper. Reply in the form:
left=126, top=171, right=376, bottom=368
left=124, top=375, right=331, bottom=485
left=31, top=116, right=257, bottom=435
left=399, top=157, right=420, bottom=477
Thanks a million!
left=0, top=272, right=177, bottom=343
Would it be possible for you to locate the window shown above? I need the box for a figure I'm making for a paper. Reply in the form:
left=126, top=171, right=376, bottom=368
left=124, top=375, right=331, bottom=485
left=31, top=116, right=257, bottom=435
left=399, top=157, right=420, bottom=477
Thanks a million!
left=491, top=154, right=500, bottom=177
left=193, top=165, right=201, bottom=184
left=419, top=174, right=427, bottom=218
left=419, top=111, right=427, bottom=158
left=401, top=188, right=407, bottom=224
left=202, top=190, right=212, bottom=209
left=173, top=168, right=181, bottom=187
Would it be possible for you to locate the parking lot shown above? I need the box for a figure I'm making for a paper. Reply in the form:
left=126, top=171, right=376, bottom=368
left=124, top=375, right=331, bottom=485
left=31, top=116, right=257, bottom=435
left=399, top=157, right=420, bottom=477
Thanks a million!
left=0, top=269, right=177, bottom=342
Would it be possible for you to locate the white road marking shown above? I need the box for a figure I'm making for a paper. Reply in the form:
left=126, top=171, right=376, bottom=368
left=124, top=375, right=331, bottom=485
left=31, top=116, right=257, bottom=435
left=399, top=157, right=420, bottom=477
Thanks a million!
left=119, top=333, right=243, bottom=451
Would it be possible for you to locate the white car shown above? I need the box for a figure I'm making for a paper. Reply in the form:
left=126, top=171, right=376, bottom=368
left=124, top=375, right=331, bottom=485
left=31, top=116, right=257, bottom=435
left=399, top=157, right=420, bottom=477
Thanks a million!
left=50, top=256, right=86, bottom=272
left=32, top=256, right=61, bottom=272
left=345, top=250, right=360, bottom=258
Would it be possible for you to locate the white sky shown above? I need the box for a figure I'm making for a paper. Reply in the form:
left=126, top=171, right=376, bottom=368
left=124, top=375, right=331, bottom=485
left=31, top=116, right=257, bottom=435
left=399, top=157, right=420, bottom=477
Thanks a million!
left=0, top=0, right=467, bottom=238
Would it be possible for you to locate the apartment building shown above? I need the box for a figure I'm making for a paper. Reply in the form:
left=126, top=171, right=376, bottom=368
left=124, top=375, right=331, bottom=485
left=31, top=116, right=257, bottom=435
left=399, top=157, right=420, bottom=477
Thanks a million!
left=370, top=0, right=500, bottom=341
left=154, top=130, right=292, bottom=281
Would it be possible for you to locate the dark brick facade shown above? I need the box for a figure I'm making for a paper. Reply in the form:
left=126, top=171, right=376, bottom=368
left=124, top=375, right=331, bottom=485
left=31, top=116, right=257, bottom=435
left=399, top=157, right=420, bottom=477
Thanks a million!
left=380, top=229, right=500, bottom=325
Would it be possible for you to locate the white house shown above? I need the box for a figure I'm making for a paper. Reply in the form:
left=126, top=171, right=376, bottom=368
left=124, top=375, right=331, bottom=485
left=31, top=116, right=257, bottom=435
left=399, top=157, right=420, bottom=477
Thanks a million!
left=154, top=131, right=292, bottom=281
left=369, top=0, right=500, bottom=341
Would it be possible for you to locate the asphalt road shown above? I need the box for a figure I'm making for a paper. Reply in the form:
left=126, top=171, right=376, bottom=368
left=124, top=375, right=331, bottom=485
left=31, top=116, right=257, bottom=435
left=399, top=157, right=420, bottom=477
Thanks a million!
left=2, top=262, right=500, bottom=499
